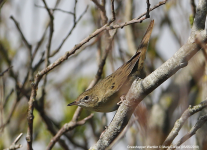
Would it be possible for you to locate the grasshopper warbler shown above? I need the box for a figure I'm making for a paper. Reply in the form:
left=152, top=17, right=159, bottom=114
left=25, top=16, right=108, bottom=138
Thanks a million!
left=68, top=20, right=154, bottom=112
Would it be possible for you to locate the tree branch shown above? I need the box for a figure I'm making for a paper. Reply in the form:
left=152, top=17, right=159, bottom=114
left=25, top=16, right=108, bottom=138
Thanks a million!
left=108, top=0, right=115, bottom=24
left=46, top=113, right=94, bottom=150
left=34, top=4, right=74, bottom=15
left=0, top=66, right=13, bottom=77
left=146, top=0, right=151, bottom=18
left=50, top=5, right=88, bottom=57
left=136, top=0, right=168, bottom=20
left=168, top=114, right=207, bottom=150
left=162, top=100, right=207, bottom=148
left=10, top=16, right=32, bottom=51
left=3, top=133, right=23, bottom=150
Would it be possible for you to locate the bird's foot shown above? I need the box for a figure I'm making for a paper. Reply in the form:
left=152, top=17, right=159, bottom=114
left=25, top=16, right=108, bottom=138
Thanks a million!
left=117, top=95, right=132, bottom=106
left=117, top=100, right=122, bottom=105
left=100, top=126, right=108, bottom=138
left=117, top=95, right=126, bottom=105
left=117, top=95, right=127, bottom=105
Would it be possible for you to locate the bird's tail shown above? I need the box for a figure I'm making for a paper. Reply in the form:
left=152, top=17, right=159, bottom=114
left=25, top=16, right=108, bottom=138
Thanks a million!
left=136, top=20, right=154, bottom=73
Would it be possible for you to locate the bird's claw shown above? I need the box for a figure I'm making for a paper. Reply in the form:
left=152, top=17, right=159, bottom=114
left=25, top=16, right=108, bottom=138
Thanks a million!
left=117, top=95, right=127, bottom=105
left=117, top=95, right=133, bottom=107
left=100, top=126, right=108, bottom=138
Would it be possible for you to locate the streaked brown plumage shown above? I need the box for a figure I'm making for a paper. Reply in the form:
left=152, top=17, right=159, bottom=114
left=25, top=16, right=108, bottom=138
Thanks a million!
left=68, top=20, right=154, bottom=112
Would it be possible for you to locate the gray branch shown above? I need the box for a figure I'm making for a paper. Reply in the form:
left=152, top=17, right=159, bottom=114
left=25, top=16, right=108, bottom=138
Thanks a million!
left=90, top=0, right=207, bottom=149
left=162, top=100, right=207, bottom=148
left=168, top=114, right=207, bottom=150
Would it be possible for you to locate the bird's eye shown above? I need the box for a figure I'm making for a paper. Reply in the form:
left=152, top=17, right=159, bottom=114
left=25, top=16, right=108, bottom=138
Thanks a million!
left=84, top=96, right=89, bottom=101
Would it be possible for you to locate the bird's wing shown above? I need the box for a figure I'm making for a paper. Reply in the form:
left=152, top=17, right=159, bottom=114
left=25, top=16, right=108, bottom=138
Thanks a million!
left=103, top=52, right=141, bottom=97
left=102, top=20, right=154, bottom=98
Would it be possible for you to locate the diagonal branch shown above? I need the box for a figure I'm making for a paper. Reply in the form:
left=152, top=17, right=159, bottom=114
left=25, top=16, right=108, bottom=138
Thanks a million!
left=88, top=29, right=117, bottom=88
left=0, top=66, right=13, bottom=77
left=168, top=114, right=207, bottom=150
left=46, top=113, right=94, bottom=150
left=0, top=99, right=17, bottom=130
left=3, top=133, right=23, bottom=150
left=50, top=5, right=88, bottom=57
left=92, top=0, right=108, bottom=24
left=10, top=16, right=32, bottom=51
left=162, top=100, right=207, bottom=148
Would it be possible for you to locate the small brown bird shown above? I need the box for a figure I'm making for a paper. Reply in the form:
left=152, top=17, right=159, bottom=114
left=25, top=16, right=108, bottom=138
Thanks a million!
left=68, top=20, right=154, bottom=112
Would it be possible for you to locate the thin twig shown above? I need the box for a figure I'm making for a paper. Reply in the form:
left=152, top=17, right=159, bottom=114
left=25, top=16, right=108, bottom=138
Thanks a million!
left=32, top=1, right=60, bottom=60
left=35, top=4, right=74, bottom=15
left=108, top=0, right=115, bottom=24
left=0, top=99, right=17, bottom=130
left=161, top=100, right=207, bottom=148
left=92, top=0, right=108, bottom=24
left=73, top=0, right=77, bottom=22
left=34, top=101, right=69, bottom=150
left=146, top=0, right=151, bottom=18
left=42, top=0, right=54, bottom=62
left=26, top=1, right=55, bottom=150
left=42, top=0, right=54, bottom=21
left=3, top=89, right=14, bottom=108
left=10, top=16, right=32, bottom=51
left=40, top=0, right=55, bottom=109
left=51, top=5, right=88, bottom=57
left=168, top=114, right=207, bottom=150
left=10, top=16, right=33, bottom=88
left=72, top=34, right=103, bottom=58
left=0, top=66, right=13, bottom=77
left=136, top=0, right=168, bottom=20
left=32, top=23, right=49, bottom=60
left=3, top=133, right=23, bottom=150
left=88, top=29, right=117, bottom=88
left=0, top=0, right=7, bottom=9
left=46, top=113, right=94, bottom=150
left=91, top=0, right=105, bottom=12
left=106, top=16, right=147, bottom=30
left=32, top=52, right=45, bottom=71
left=26, top=85, right=36, bottom=150
left=12, top=133, right=23, bottom=145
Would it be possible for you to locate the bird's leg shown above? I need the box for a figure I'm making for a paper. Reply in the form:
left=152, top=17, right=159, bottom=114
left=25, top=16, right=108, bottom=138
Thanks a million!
left=117, top=95, right=133, bottom=106
left=100, top=126, right=108, bottom=138
left=117, top=95, right=128, bottom=105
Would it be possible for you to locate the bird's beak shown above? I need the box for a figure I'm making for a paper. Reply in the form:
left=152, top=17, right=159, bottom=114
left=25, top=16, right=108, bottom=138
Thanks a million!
left=67, top=101, right=78, bottom=106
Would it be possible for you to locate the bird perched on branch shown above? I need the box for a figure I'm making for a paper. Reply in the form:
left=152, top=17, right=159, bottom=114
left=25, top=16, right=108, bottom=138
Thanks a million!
left=68, top=20, right=154, bottom=112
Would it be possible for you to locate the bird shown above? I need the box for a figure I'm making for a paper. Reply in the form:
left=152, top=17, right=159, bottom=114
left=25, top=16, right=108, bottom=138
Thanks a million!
left=68, top=20, right=154, bottom=112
